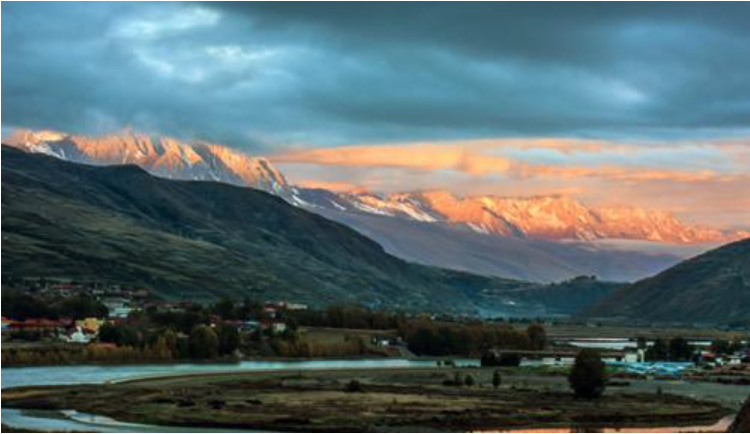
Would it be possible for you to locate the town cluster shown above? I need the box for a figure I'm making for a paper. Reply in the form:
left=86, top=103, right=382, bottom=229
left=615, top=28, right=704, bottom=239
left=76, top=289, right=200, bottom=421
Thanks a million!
left=1, top=278, right=307, bottom=345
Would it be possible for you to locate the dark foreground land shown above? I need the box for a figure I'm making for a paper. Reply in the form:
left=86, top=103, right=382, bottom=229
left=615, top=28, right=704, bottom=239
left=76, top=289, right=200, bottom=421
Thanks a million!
left=2, top=367, right=734, bottom=433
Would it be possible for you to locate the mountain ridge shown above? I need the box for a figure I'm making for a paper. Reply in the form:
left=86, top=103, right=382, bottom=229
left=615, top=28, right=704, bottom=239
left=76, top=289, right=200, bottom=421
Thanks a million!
left=5, top=128, right=291, bottom=196
left=298, top=189, right=742, bottom=244
left=2, top=145, right=626, bottom=316
left=0, top=145, right=525, bottom=313
left=7, top=128, right=742, bottom=245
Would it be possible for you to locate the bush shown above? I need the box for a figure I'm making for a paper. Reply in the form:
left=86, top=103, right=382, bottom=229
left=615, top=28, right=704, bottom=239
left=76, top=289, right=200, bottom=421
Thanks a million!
left=492, top=370, right=502, bottom=388
left=345, top=379, right=363, bottom=393
left=569, top=349, right=606, bottom=399
left=464, top=374, right=475, bottom=387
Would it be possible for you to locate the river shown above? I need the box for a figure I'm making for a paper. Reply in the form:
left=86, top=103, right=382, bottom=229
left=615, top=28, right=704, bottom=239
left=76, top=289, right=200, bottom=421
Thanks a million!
left=2, top=358, right=480, bottom=389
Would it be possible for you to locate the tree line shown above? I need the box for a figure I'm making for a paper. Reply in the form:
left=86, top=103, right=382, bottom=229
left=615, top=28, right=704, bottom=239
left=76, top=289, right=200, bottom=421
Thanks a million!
left=402, top=321, right=546, bottom=356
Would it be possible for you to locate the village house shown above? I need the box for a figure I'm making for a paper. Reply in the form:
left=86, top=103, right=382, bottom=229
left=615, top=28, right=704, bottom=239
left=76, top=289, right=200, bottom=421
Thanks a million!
left=102, top=297, right=134, bottom=319
left=65, top=326, right=94, bottom=344
left=6, top=318, right=74, bottom=338
left=75, top=317, right=105, bottom=334
left=481, top=348, right=638, bottom=367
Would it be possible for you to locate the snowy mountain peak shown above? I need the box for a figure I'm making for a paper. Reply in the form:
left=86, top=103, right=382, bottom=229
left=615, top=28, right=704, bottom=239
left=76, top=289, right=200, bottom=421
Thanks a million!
left=5, top=129, right=291, bottom=196
left=296, top=188, right=742, bottom=244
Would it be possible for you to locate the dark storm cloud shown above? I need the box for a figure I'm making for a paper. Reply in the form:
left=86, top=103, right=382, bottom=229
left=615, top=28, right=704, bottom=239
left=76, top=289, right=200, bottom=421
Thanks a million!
left=3, top=2, right=750, bottom=150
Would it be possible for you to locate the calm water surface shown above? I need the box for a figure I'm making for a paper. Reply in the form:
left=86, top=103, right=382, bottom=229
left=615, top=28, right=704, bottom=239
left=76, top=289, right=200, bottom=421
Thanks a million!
left=2, top=358, right=478, bottom=389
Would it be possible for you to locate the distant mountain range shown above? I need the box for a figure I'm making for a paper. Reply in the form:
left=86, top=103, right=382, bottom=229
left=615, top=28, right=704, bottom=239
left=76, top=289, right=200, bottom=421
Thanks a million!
left=5, top=145, right=748, bottom=323
left=7, top=129, right=746, bottom=282
left=297, top=189, right=737, bottom=244
left=1, top=145, right=620, bottom=316
left=584, top=238, right=750, bottom=324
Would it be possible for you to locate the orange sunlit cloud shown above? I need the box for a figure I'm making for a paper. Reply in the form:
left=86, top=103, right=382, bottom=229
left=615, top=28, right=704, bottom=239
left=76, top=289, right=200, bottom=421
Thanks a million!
left=271, top=138, right=750, bottom=228
left=272, top=140, right=734, bottom=183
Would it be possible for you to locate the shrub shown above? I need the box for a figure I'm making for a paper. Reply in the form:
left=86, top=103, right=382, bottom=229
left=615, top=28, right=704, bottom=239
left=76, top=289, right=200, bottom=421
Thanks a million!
left=464, top=374, right=475, bottom=387
left=345, top=379, right=363, bottom=393
left=492, top=370, right=502, bottom=388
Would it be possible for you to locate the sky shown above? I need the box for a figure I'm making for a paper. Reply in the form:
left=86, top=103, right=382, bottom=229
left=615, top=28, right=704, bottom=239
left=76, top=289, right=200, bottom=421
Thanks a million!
left=2, top=2, right=750, bottom=228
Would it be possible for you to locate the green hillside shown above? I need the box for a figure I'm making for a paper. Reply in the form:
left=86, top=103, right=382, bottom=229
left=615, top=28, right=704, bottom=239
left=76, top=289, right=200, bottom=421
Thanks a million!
left=584, top=238, right=750, bottom=324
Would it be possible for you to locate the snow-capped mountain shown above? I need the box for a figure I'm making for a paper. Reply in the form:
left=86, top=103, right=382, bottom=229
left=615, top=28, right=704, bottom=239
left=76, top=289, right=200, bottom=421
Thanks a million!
left=296, top=189, right=736, bottom=244
left=5, top=129, right=291, bottom=197
left=5, top=129, right=742, bottom=245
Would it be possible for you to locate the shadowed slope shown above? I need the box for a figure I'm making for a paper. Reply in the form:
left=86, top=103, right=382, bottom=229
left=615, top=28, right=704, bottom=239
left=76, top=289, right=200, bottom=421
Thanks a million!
left=585, top=238, right=750, bottom=324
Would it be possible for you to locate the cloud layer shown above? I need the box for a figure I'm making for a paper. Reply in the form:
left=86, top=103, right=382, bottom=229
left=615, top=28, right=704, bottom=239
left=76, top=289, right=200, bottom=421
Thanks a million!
left=272, top=138, right=750, bottom=228
left=4, top=2, right=750, bottom=148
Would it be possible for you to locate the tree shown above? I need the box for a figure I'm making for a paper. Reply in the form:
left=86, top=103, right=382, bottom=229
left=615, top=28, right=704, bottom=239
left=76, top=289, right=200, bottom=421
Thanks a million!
left=2, top=291, right=58, bottom=320
left=668, top=337, right=692, bottom=361
left=58, top=295, right=108, bottom=319
left=98, top=323, right=139, bottom=347
left=189, top=325, right=219, bottom=359
left=526, top=323, right=546, bottom=351
left=492, top=370, right=502, bottom=389
left=645, top=338, right=669, bottom=361
left=98, top=322, right=120, bottom=344
left=569, top=349, right=606, bottom=399
left=214, top=298, right=236, bottom=320
left=216, top=324, right=241, bottom=356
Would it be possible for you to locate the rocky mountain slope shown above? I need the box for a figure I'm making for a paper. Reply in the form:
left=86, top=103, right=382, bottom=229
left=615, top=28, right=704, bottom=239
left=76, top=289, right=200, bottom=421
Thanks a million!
left=584, top=238, right=750, bottom=324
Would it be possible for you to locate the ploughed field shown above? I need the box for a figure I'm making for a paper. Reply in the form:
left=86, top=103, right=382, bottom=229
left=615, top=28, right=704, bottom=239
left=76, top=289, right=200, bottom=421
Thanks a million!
left=1, top=368, right=728, bottom=432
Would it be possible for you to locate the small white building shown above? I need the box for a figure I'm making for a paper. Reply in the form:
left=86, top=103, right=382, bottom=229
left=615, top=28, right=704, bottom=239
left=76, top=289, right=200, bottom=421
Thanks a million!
left=66, top=327, right=92, bottom=344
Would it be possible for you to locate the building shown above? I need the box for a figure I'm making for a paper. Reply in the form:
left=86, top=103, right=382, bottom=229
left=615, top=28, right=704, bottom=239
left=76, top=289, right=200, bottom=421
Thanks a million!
left=6, top=318, right=73, bottom=337
left=75, top=317, right=105, bottom=334
left=102, top=298, right=133, bottom=319
left=481, top=349, right=636, bottom=367
left=65, top=326, right=93, bottom=344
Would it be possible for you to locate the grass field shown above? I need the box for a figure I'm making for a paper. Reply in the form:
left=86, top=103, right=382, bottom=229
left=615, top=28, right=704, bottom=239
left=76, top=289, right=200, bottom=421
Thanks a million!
left=4, top=366, right=742, bottom=432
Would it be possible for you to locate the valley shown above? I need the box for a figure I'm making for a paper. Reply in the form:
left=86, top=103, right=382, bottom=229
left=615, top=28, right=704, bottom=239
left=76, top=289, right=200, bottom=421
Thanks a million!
left=4, top=3, right=750, bottom=433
